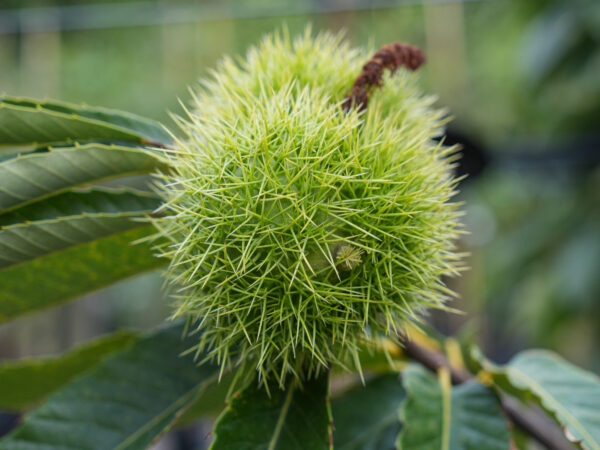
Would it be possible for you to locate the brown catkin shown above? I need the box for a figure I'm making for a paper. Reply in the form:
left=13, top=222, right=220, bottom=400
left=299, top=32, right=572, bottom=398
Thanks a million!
left=342, top=42, right=426, bottom=112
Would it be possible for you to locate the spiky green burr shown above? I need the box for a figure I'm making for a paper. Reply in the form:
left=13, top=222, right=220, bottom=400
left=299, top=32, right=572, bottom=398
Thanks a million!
left=152, top=29, right=462, bottom=386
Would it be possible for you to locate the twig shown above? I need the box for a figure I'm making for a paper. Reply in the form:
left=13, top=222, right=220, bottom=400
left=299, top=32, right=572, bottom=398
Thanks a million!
left=398, top=334, right=574, bottom=450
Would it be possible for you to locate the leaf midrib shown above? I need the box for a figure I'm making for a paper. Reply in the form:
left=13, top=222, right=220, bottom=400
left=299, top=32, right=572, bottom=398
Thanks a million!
left=0, top=216, right=152, bottom=272
left=0, top=102, right=142, bottom=143
left=267, top=383, right=296, bottom=450
left=115, top=374, right=219, bottom=450
left=0, top=144, right=160, bottom=215
left=439, top=368, right=451, bottom=450
left=1, top=211, right=150, bottom=231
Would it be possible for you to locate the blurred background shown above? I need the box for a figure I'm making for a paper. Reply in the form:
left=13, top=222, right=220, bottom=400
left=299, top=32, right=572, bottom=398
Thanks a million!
left=0, top=0, right=599, bottom=447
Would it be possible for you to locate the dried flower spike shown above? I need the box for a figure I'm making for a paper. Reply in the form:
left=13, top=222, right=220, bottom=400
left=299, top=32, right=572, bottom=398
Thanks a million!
left=151, top=29, right=462, bottom=386
left=342, top=42, right=426, bottom=111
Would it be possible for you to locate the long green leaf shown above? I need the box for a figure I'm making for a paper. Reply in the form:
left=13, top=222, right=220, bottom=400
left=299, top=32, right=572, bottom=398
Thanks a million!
left=331, top=374, right=405, bottom=450
left=0, top=322, right=219, bottom=450
left=484, top=350, right=600, bottom=449
left=0, top=331, right=137, bottom=412
left=0, top=188, right=160, bottom=269
left=0, top=225, right=163, bottom=322
left=0, top=144, right=164, bottom=213
left=211, top=374, right=331, bottom=450
left=398, top=364, right=510, bottom=450
left=0, top=96, right=172, bottom=148
left=0, top=188, right=164, bottom=321
left=0, top=188, right=158, bottom=227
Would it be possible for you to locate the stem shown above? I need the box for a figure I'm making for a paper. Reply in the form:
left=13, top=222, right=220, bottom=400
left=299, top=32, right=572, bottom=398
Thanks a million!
left=398, top=335, right=574, bottom=450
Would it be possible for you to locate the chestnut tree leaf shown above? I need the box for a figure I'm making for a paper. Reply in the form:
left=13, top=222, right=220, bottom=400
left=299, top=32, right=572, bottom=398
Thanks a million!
left=0, top=189, right=165, bottom=322
left=211, top=374, right=331, bottom=450
left=398, top=364, right=510, bottom=450
left=331, top=373, right=405, bottom=450
left=0, top=331, right=138, bottom=411
left=0, top=144, right=164, bottom=214
left=482, top=350, right=600, bottom=449
left=0, top=322, right=218, bottom=450
left=0, top=96, right=171, bottom=149
left=0, top=188, right=160, bottom=270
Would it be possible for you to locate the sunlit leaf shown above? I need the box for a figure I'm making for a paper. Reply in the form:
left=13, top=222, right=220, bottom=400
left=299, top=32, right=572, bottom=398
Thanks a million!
left=0, top=96, right=171, bottom=149
left=0, top=189, right=165, bottom=322
left=0, top=144, right=164, bottom=213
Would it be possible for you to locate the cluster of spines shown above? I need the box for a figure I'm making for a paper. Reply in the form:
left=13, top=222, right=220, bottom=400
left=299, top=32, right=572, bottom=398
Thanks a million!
left=151, top=30, right=463, bottom=386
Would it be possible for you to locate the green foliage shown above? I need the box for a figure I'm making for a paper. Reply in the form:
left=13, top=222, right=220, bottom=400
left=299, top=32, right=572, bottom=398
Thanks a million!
left=0, top=144, right=164, bottom=213
left=0, top=331, right=137, bottom=412
left=0, top=189, right=163, bottom=321
left=0, top=94, right=171, bottom=321
left=152, top=29, right=461, bottom=386
left=0, top=323, right=219, bottom=450
left=481, top=350, right=600, bottom=449
left=0, top=225, right=161, bottom=322
left=0, top=96, right=171, bottom=149
left=331, top=374, right=405, bottom=450
left=174, top=371, right=235, bottom=425
left=0, top=188, right=159, bottom=269
left=0, top=188, right=158, bottom=227
left=398, top=365, right=509, bottom=450
left=211, top=373, right=330, bottom=450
